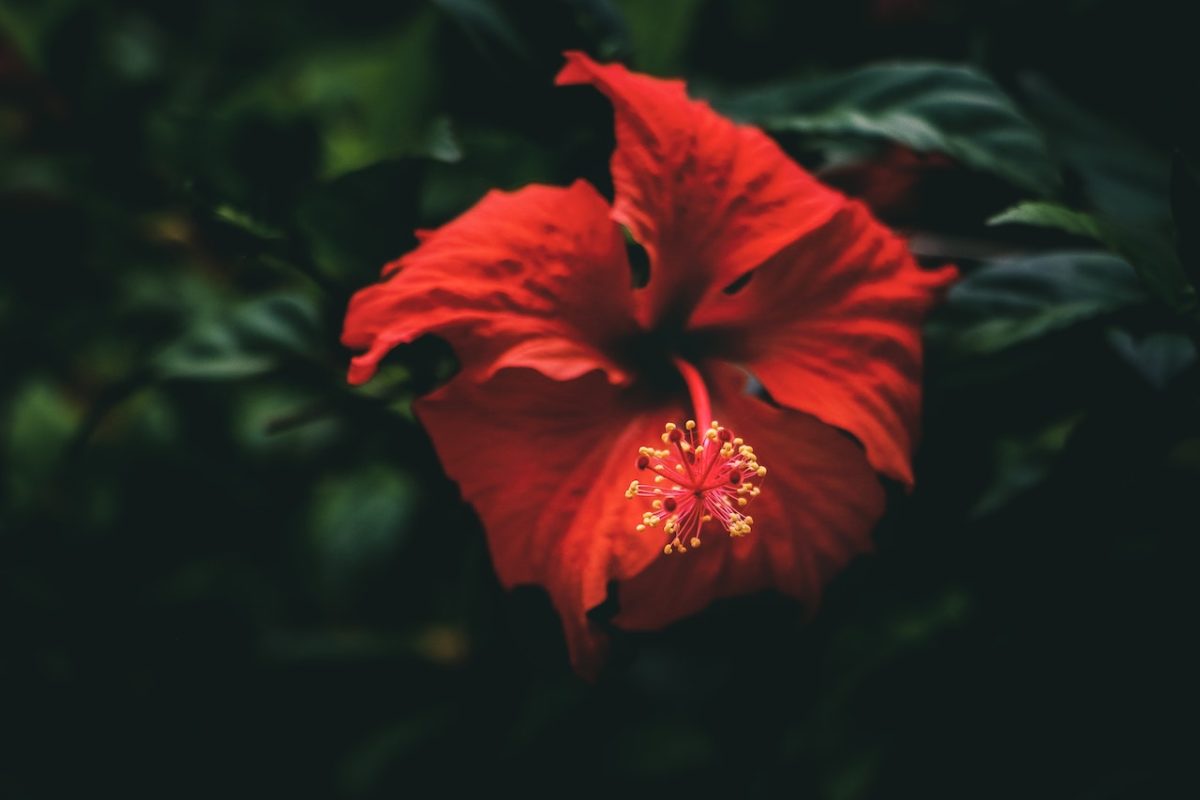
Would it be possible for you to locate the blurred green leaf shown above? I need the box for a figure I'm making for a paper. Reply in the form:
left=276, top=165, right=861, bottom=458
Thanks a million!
left=619, top=718, right=714, bottom=776
left=297, top=160, right=426, bottom=285
left=234, top=385, right=343, bottom=456
left=309, top=464, right=416, bottom=593
left=1020, top=75, right=1169, bottom=225
left=990, top=201, right=1198, bottom=314
left=0, top=0, right=80, bottom=66
left=973, top=415, right=1082, bottom=517
left=988, top=200, right=1101, bottom=239
left=929, top=251, right=1143, bottom=356
left=340, top=711, right=455, bottom=797
left=4, top=379, right=81, bottom=507
left=212, top=204, right=287, bottom=242
left=223, top=12, right=453, bottom=179
left=1106, top=329, right=1197, bottom=390
left=433, top=0, right=529, bottom=61
left=720, top=63, right=1059, bottom=195
left=155, top=293, right=326, bottom=380
left=564, top=0, right=633, bottom=61
left=616, top=0, right=705, bottom=74
left=1101, top=223, right=1199, bottom=315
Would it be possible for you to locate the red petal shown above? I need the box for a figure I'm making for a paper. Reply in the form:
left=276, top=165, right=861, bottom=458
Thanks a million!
left=342, top=180, right=637, bottom=386
left=690, top=201, right=957, bottom=486
left=556, top=52, right=844, bottom=328
left=415, top=367, right=683, bottom=677
left=614, top=363, right=886, bottom=630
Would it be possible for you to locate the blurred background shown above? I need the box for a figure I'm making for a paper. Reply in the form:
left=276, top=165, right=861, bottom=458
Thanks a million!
left=3, top=0, right=1199, bottom=796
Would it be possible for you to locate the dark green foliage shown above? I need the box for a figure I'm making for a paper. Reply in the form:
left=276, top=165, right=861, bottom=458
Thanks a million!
left=2, top=1, right=1198, bottom=798
left=718, top=62, right=1059, bottom=195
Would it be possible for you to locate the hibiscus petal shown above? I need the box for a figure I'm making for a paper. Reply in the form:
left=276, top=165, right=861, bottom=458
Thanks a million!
left=556, top=51, right=845, bottom=329
left=690, top=200, right=957, bottom=487
left=614, top=363, right=886, bottom=630
left=342, top=179, right=637, bottom=386
left=415, top=367, right=683, bottom=677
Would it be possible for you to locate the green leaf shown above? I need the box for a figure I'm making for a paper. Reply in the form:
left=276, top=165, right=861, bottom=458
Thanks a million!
left=1107, top=329, right=1197, bottom=391
left=0, top=0, right=80, bottom=67
left=616, top=0, right=705, bottom=75
left=1102, top=224, right=1199, bottom=315
left=928, top=251, right=1144, bottom=356
left=155, top=293, right=326, bottom=381
left=1020, top=75, right=1169, bottom=225
left=987, top=201, right=1102, bottom=240
left=719, top=63, right=1059, bottom=195
left=212, top=204, right=287, bottom=243
left=433, top=0, right=529, bottom=61
left=989, top=201, right=1198, bottom=314
left=222, top=12, right=454, bottom=178
left=4, top=379, right=81, bottom=508
left=308, top=464, right=417, bottom=594
left=296, top=160, right=426, bottom=286
left=973, top=415, right=1083, bottom=517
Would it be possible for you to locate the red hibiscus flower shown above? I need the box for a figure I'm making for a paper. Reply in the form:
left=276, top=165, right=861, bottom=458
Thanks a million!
left=342, top=52, right=956, bottom=677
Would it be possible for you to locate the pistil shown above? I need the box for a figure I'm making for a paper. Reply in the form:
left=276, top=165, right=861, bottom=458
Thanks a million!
left=625, top=420, right=766, bottom=554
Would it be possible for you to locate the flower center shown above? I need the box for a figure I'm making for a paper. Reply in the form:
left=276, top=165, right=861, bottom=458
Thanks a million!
left=625, top=419, right=766, bottom=554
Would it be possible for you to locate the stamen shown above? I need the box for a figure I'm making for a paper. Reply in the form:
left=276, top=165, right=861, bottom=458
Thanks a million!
left=625, top=419, right=767, bottom=555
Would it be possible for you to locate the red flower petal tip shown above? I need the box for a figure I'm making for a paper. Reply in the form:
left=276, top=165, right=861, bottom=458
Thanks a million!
left=626, top=420, right=766, bottom=554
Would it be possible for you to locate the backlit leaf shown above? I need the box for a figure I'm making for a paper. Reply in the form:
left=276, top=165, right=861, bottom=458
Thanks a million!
left=155, top=293, right=326, bottom=380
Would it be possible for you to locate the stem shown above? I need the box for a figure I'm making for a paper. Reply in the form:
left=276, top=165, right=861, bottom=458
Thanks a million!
left=671, top=356, right=712, bottom=430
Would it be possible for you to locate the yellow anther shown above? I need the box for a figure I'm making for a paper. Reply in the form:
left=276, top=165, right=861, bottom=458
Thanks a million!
left=701, top=514, right=713, bottom=522
left=675, top=464, right=684, bottom=473
left=706, top=429, right=718, bottom=440
left=654, top=475, right=664, bottom=484
left=625, top=480, right=639, bottom=498
left=685, top=420, right=696, bottom=430
left=733, top=438, right=744, bottom=446
left=664, top=544, right=673, bottom=555
left=636, top=524, right=646, bottom=532
left=757, top=466, right=767, bottom=477
left=710, top=420, right=720, bottom=428
left=665, top=423, right=677, bottom=431
left=652, top=500, right=663, bottom=510
left=690, top=537, right=701, bottom=548
left=738, top=497, right=748, bottom=506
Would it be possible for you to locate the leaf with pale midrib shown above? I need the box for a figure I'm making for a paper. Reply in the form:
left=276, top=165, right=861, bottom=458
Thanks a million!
left=928, top=250, right=1144, bottom=356
left=716, top=62, right=1059, bottom=196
